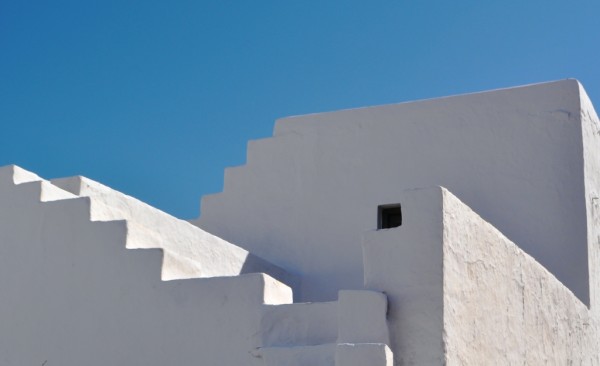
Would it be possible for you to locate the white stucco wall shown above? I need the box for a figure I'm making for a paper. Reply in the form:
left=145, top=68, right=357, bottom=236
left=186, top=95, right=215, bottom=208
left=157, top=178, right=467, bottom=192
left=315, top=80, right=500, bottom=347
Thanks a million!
left=363, top=186, right=599, bottom=365
left=196, top=79, right=590, bottom=303
left=3, top=80, right=598, bottom=365
left=580, top=83, right=600, bottom=317
left=48, top=175, right=294, bottom=286
left=0, top=166, right=293, bottom=366
left=254, top=289, right=390, bottom=365
left=442, top=188, right=598, bottom=365
left=363, top=187, right=444, bottom=366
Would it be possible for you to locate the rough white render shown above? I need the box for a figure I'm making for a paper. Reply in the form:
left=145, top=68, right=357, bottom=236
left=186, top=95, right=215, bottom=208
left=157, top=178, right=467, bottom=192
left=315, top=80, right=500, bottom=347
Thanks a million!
left=580, top=83, right=600, bottom=317
left=363, top=185, right=600, bottom=365
left=442, top=187, right=599, bottom=365
left=1, top=79, right=599, bottom=365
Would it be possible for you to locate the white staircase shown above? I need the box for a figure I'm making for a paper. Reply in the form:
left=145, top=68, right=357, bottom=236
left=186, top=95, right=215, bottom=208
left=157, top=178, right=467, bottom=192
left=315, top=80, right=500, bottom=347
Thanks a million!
left=254, top=290, right=393, bottom=366
left=48, top=173, right=293, bottom=283
left=0, top=164, right=393, bottom=365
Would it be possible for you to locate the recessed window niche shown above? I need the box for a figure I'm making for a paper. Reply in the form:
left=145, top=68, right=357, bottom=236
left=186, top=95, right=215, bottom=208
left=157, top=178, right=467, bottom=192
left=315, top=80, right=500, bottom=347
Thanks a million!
left=378, top=204, right=402, bottom=229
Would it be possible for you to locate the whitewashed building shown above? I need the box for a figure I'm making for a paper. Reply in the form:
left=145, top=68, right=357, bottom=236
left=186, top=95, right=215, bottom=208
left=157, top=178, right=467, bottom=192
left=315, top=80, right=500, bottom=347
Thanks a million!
left=1, top=79, right=599, bottom=365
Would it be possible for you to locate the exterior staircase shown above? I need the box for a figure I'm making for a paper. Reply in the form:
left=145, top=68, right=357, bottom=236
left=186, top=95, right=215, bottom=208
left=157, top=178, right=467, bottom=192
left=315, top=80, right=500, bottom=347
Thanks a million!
left=254, top=290, right=393, bottom=366
left=0, top=164, right=393, bottom=365
left=50, top=171, right=293, bottom=283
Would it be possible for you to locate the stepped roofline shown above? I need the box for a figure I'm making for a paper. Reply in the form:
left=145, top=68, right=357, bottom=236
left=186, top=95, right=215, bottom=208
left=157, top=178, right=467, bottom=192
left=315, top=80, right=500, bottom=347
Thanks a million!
left=198, top=79, right=597, bottom=304
left=275, top=78, right=582, bottom=130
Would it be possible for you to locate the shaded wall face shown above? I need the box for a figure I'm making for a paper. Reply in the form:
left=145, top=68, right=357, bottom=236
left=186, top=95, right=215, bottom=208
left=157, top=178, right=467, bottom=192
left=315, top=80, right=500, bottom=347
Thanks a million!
left=198, top=81, right=588, bottom=303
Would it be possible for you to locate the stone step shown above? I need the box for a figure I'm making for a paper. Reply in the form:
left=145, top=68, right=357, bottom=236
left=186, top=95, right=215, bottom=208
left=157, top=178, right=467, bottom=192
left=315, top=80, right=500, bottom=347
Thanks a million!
left=0, top=164, right=42, bottom=186
left=0, top=165, right=295, bottom=291
left=254, top=343, right=336, bottom=366
left=12, top=179, right=77, bottom=202
left=51, top=174, right=295, bottom=284
left=260, top=301, right=338, bottom=347
left=259, top=290, right=389, bottom=349
left=335, top=343, right=393, bottom=366
left=254, top=343, right=394, bottom=366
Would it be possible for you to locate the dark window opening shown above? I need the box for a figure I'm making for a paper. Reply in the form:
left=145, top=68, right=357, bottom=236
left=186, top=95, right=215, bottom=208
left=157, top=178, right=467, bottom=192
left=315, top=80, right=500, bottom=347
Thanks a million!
left=378, top=204, right=402, bottom=229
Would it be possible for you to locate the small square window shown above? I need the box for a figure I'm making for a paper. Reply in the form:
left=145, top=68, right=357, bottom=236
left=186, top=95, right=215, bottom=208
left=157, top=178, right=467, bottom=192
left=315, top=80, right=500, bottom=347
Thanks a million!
left=378, top=204, right=402, bottom=229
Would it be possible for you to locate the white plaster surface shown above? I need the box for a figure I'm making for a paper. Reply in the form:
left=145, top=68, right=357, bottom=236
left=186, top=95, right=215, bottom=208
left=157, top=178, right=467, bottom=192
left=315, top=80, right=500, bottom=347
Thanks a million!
left=50, top=175, right=293, bottom=286
left=0, top=165, right=393, bottom=366
left=255, top=289, right=391, bottom=364
left=0, top=165, right=292, bottom=365
left=363, top=185, right=600, bottom=365
left=442, top=187, right=599, bottom=365
left=195, top=79, right=589, bottom=304
left=3, top=80, right=600, bottom=366
left=260, top=301, right=339, bottom=347
left=255, top=343, right=336, bottom=366
left=337, top=290, right=389, bottom=345
left=335, top=343, right=393, bottom=366
left=363, top=187, right=444, bottom=366
left=580, top=82, right=600, bottom=317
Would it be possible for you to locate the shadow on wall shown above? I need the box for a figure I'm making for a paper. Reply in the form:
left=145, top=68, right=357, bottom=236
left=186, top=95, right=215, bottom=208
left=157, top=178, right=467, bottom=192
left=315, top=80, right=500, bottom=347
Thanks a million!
left=241, top=253, right=300, bottom=294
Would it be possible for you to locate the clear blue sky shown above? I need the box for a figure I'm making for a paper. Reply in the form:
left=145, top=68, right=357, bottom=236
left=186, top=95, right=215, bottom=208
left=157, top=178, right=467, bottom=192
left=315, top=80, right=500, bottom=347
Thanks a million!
left=1, top=1, right=599, bottom=219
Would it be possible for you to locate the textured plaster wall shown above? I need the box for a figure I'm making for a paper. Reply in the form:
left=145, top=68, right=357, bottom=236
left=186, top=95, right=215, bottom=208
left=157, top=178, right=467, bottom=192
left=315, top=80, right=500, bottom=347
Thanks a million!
left=580, top=83, right=600, bottom=316
left=0, top=167, right=292, bottom=366
left=442, top=189, right=599, bottom=365
left=364, top=186, right=599, bottom=365
left=196, top=80, right=589, bottom=303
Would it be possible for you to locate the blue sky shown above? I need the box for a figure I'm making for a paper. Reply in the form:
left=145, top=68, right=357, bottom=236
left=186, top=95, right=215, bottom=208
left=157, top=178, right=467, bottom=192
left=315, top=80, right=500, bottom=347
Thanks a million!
left=1, top=1, right=599, bottom=219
